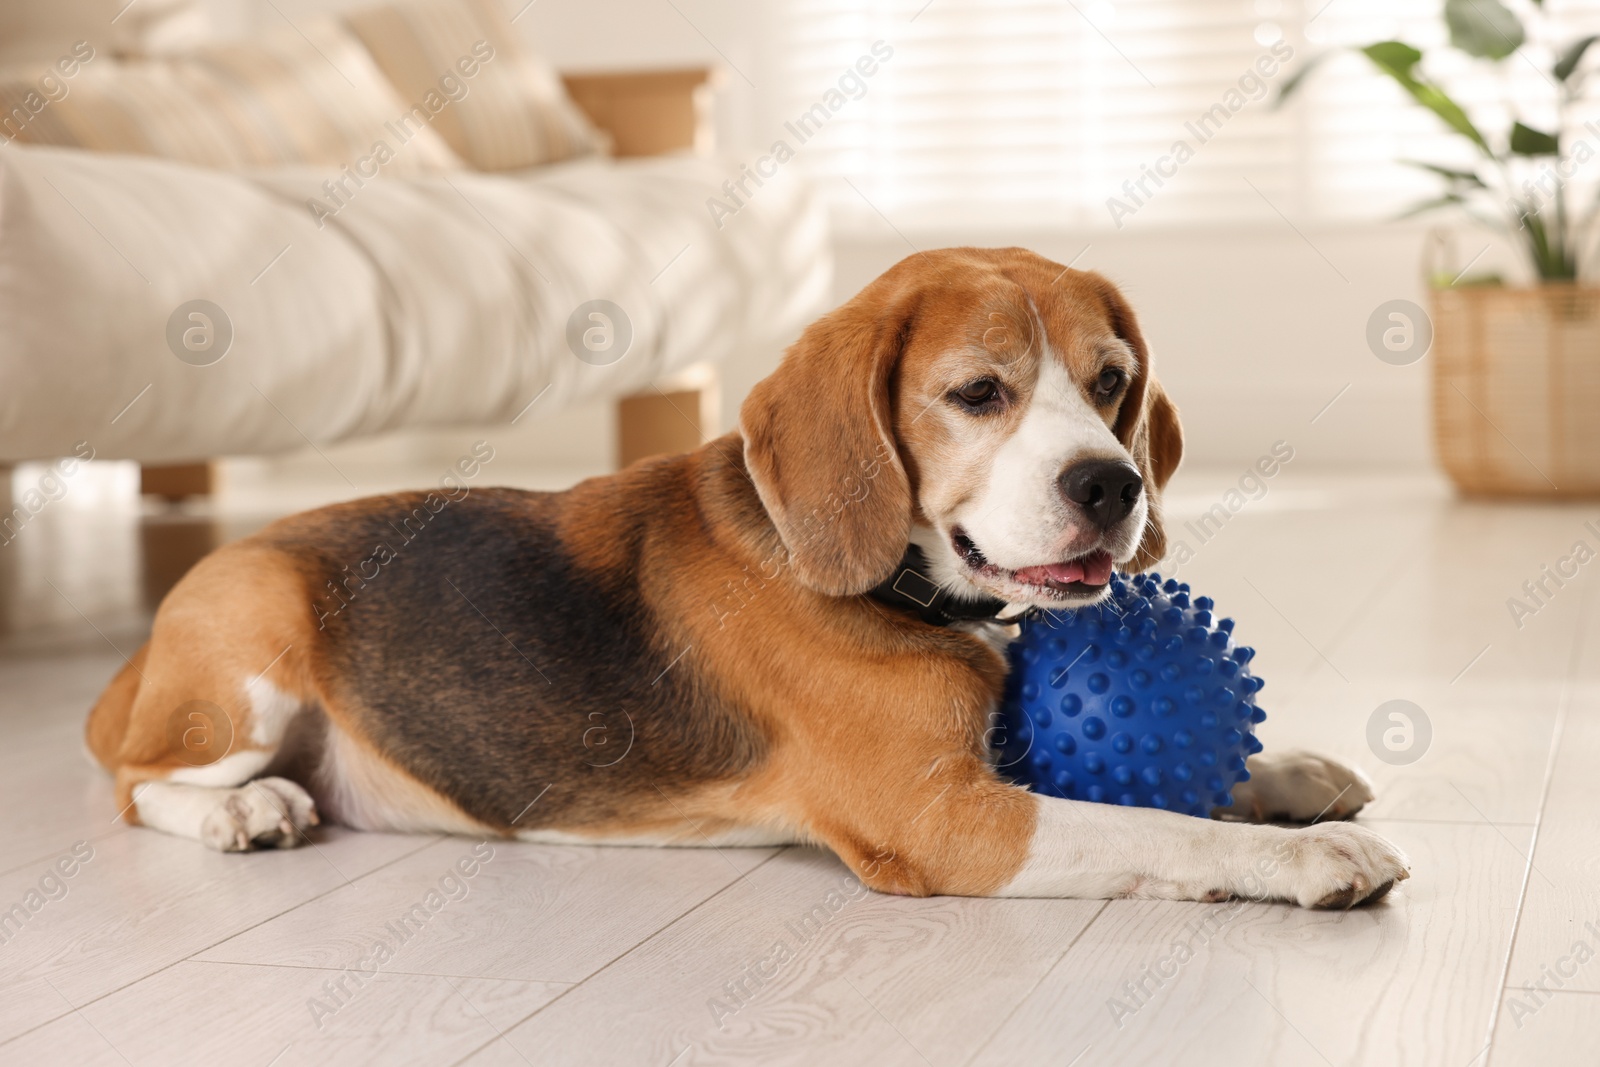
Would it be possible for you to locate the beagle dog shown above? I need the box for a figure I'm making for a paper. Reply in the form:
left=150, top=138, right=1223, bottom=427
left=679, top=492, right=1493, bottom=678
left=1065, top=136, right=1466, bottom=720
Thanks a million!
left=86, top=247, right=1408, bottom=908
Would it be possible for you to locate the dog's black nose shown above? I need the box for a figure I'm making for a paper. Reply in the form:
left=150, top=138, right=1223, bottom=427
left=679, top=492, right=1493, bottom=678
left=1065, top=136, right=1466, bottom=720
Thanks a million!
left=1059, top=460, right=1143, bottom=530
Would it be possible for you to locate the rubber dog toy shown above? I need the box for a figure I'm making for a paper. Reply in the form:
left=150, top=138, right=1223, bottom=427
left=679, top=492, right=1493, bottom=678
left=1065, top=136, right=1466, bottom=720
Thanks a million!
left=994, top=572, right=1265, bottom=817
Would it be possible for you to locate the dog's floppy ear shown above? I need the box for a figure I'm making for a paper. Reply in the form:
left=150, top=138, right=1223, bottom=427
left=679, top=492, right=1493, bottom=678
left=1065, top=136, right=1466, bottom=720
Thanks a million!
left=1124, top=377, right=1183, bottom=570
left=739, top=282, right=917, bottom=597
left=1093, top=276, right=1183, bottom=571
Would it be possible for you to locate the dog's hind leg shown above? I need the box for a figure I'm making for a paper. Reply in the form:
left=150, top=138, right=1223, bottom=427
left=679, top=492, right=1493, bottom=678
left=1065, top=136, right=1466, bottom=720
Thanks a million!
left=86, top=543, right=325, bottom=851
left=132, top=777, right=319, bottom=852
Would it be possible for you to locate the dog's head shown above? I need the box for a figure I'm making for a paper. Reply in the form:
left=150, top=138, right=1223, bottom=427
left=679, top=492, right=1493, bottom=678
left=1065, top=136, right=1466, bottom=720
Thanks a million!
left=740, top=246, right=1183, bottom=610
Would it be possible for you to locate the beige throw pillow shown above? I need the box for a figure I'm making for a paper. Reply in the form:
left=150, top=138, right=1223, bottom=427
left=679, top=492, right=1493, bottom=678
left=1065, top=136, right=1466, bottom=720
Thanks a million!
left=0, top=0, right=204, bottom=67
left=345, top=0, right=606, bottom=171
left=0, top=16, right=462, bottom=173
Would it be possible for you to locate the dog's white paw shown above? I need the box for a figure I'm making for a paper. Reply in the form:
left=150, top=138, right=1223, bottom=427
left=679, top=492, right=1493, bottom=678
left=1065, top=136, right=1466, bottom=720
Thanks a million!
left=199, top=777, right=320, bottom=852
left=1217, top=749, right=1375, bottom=824
left=1271, top=822, right=1409, bottom=909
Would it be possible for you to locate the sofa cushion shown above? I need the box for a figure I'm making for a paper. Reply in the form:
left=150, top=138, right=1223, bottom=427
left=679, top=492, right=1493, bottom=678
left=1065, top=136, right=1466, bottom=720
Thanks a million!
left=0, top=16, right=461, bottom=172
left=344, top=0, right=605, bottom=171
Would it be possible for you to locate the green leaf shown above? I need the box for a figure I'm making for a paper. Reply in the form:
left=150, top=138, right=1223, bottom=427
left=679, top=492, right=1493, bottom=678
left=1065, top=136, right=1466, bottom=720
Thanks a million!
left=1554, top=35, right=1598, bottom=81
left=1510, top=209, right=1576, bottom=281
left=1509, top=122, right=1559, bottom=155
left=1444, top=0, right=1525, bottom=60
left=1273, top=51, right=1334, bottom=106
left=1401, top=159, right=1488, bottom=187
left=1364, top=41, right=1424, bottom=77
left=1361, top=43, right=1492, bottom=155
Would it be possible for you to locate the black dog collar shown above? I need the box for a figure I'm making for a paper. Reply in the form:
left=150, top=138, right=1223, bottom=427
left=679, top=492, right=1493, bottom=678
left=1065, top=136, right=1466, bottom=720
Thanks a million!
left=867, top=544, right=1010, bottom=627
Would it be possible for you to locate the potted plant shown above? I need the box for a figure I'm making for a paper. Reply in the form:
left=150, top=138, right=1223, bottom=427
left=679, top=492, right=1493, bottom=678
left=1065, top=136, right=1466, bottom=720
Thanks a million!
left=1280, top=0, right=1600, bottom=496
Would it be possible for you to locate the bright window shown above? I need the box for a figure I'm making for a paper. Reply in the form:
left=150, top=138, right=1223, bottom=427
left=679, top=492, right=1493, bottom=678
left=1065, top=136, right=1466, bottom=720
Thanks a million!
left=784, top=0, right=1600, bottom=231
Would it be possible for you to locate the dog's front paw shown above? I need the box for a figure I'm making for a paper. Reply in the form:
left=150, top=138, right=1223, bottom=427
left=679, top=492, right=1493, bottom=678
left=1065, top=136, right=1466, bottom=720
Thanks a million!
left=1275, top=822, right=1409, bottom=909
left=199, top=777, right=320, bottom=852
left=1217, top=749, right=1375, bottom=824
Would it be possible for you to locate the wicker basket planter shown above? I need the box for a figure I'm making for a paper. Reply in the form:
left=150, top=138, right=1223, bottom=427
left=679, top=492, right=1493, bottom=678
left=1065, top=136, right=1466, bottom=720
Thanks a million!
left=1432, top=285, right=1600, bottom=497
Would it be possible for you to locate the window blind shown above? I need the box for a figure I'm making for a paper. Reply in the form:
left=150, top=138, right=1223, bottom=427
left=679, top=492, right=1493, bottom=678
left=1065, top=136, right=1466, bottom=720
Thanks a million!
left=783, top=0, right=1600, bottom=231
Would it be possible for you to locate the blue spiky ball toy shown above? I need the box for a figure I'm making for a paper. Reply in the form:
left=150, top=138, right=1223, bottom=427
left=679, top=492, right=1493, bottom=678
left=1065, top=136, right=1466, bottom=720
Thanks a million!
left=994, top=572, right=1266, bottom=818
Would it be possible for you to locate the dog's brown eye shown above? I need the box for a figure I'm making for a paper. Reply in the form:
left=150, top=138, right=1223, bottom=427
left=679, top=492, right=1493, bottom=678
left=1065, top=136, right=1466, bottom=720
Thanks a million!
left=1095, top=368, right=1126, bottom=402
left=953, top=379, right=1000, bottom=409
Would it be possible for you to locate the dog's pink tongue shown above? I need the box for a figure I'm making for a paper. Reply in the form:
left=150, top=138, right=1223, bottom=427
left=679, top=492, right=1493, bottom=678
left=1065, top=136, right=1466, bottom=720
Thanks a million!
left=1014, top=551, right=1115, bottom=587
left=1015, top=560, right=1085, bottom=586
left=1081, top=550, right=1114, bottom=586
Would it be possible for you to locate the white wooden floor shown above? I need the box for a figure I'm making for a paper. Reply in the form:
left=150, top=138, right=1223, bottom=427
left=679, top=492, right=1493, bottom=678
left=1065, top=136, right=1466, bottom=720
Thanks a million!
left=0, top=464, right=1596, bottom=1066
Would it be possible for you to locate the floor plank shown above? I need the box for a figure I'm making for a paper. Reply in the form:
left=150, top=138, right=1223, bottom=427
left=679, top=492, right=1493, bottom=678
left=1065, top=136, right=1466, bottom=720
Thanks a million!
left=1247, top=680, right=1559, bottom=827
left=0, top=652, right=137, bottom=876
left=1168, top=485, right=1596, bottom=698
left=195, top=836, right=779, bottom=985
left=971, top=821, right=1532, bottom=1067
left=0, top=960, right=567, bottom=1067
left=1486, top=989, right=1600, bottom=1066
left=0, top=825, right=433, bottom=1046
left=1496, top=617, right=1600, bottom=1001
left=461, top=847, right=1105, bottom=1067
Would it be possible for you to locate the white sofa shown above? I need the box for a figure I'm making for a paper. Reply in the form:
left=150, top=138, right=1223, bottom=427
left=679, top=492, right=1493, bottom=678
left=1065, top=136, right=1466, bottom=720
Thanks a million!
left=0, top=0, right=829, bottom=467
left=0, top=144, right=826, bottom=463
